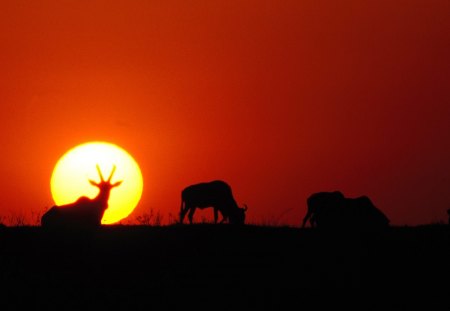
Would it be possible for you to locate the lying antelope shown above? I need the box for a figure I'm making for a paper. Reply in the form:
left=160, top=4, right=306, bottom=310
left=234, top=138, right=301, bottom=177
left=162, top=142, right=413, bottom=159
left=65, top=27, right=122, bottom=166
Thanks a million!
left=41, top=164, right=122, bottom=229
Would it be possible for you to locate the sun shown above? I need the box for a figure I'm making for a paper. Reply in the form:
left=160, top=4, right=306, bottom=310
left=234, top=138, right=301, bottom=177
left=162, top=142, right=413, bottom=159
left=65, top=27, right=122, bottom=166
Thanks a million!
left=50, top=141, right=143, bottom=224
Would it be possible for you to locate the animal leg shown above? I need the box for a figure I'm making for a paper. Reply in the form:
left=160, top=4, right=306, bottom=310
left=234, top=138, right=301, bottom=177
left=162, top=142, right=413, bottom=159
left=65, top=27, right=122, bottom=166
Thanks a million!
left=302, top=211, right=312, bottom=228
left=179, top=208, right=186, bottom=224
left=179, top=201, right=188, bottom=224
left=310, top=214, right=317, bottom=228
left=219, top=211, right=227, bottom=224
left=188, top=207, right=196, bottom=224
left=213, top=208, right=219, bottom=224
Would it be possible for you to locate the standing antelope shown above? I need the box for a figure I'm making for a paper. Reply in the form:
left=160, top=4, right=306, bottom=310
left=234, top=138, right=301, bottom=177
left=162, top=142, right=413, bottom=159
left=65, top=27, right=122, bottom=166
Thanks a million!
left=41, top=164, right=122, bottom=229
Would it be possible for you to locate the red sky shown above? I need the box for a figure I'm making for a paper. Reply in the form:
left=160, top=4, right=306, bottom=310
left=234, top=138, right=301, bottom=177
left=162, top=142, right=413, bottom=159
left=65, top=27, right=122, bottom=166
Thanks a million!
left=0, top=0, right=449, bottom=226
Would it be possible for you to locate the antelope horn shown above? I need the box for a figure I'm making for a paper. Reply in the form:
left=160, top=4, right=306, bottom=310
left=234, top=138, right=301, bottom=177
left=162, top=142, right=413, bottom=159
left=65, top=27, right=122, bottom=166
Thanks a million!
left=96, top=164, right=105, bottom=182
left=108, top=164, right=117, bottom=182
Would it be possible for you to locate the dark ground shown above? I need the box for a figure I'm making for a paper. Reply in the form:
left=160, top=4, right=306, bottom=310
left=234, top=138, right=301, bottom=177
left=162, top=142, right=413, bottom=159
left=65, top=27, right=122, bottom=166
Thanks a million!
left=0, top=224, right=449, bottom=310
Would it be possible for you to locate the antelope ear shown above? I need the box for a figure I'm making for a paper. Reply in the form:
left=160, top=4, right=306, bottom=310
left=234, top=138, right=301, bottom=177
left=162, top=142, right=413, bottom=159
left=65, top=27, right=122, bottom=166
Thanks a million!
left=89, top=180, right=99, bottom=187
left=112, top=181, right=123, bottom=187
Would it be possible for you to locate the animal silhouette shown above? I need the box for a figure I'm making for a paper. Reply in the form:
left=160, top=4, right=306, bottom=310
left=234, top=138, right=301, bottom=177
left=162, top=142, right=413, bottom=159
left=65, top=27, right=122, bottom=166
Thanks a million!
left=302, top=191, right=345, bottom=228
left=179, top=180, right=248, bottom=225
left=302, top=191, right=389, bottom=230
left=41, top=164, right=122, bottom=229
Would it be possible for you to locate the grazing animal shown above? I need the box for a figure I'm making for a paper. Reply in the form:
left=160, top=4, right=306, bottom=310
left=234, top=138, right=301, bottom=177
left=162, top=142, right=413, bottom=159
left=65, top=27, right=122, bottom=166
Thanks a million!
left=302, top=191, right=345, bottom=228
left=179, top=180, right=248, bottom=225
left=41, top=164, right=122, bottom=230
left=302, top=191, right=389, bottom=230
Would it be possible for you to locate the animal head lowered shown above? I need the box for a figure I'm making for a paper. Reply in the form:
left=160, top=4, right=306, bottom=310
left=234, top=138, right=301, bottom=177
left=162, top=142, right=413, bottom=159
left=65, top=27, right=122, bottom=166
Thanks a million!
left=302, top=191, right=389, bottom=230
left=41, top=164, right=123, bottom=230
left=229, top=204, right=248, bottom=225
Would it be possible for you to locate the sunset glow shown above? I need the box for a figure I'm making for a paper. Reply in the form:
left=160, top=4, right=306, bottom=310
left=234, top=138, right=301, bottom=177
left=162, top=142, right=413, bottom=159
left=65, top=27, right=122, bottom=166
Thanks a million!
left=50, top=142, right=143, bottom=224
left=0, top=0, right=449, bottom=226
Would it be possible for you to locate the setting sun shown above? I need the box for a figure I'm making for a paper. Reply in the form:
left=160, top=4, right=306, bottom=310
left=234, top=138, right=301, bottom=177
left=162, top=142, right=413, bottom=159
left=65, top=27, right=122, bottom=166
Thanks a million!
left=50, top=142, right=143, bottom=224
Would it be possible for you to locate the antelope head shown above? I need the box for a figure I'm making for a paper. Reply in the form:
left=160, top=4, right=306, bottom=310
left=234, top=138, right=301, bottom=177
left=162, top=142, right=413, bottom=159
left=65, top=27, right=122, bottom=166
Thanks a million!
left=89, top=164, right=123, bottom=200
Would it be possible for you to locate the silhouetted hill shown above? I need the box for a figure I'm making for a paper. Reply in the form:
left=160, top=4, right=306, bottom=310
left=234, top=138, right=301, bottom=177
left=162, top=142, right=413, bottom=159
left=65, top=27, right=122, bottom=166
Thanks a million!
left=0, top=224, right=449, bottom=309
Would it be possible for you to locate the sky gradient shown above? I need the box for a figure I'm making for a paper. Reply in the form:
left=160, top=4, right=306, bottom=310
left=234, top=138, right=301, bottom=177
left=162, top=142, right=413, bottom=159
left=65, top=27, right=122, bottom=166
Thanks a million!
left=1, top=0, right=449, bottom=226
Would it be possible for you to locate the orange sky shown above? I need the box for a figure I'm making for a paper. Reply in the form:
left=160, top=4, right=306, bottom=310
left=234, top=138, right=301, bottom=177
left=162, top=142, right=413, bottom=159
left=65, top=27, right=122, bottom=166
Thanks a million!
left=1, top=0, right=449, bottom=226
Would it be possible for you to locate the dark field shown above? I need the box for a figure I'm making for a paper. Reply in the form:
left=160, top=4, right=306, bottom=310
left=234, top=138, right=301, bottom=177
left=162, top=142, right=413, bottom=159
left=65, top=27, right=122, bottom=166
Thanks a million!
left=1, top=224, right=449, bottom=310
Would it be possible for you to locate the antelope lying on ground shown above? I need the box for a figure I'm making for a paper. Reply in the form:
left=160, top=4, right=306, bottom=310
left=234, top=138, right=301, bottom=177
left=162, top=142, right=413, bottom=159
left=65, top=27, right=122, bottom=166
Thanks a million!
left=41, top=164, right=122, bottom=230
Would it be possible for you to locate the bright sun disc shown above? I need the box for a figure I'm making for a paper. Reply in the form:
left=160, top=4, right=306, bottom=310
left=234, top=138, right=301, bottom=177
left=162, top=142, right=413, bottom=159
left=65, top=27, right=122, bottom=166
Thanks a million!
left=50, top=142, right=143, bottom=224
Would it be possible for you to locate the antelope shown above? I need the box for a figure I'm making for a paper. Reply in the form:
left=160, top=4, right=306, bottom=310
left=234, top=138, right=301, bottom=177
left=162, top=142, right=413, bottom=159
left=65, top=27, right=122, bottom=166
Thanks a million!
left=41, top=164, right=122, bottom=229
left=179, top=180, right=248, bottom=225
